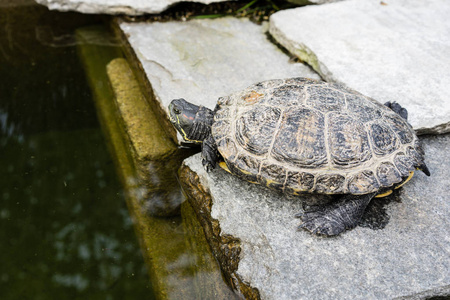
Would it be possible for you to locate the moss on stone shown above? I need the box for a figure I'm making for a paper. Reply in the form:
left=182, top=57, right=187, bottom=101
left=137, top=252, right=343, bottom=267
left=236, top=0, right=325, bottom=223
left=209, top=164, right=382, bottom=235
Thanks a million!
left=106, top=58, right=176, bottom=161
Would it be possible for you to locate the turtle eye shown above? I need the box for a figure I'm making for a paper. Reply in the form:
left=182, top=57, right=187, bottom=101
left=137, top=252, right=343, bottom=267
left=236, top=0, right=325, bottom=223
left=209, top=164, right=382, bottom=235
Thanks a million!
left=173, top=107, right=181, bottom=114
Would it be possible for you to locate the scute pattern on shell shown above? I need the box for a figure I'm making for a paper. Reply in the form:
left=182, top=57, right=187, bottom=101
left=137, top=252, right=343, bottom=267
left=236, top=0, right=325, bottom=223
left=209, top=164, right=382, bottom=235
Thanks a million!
left=211, top=78, right=424, bottom=195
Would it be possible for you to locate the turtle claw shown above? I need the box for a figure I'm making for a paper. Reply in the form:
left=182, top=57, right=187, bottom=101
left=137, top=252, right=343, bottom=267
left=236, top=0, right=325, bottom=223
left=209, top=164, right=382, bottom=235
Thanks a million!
left=202, top=159, right=215, bottom=173
left=298, top=211, right=346, bottom=237
left=297, top=223, right=306, bottom=229
left=384, top=101, right=408, bottom=120
left=296, top=203, right=355, bottom=236
left=297, top=217, right=335, bottom=236
left=296, top=193, right=376, bottom=237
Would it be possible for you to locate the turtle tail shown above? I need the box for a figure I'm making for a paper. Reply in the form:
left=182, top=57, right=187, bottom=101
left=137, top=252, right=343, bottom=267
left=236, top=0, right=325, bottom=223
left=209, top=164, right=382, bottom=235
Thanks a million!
left=418, top=162, right=431, bottom=176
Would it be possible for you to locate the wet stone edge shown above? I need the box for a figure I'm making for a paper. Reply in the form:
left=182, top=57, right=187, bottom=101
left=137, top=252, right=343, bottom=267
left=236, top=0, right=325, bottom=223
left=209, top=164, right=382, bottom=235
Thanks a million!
left=110, top=17, right=179, bottom=144
left=179, top=163, right=261, bottom=300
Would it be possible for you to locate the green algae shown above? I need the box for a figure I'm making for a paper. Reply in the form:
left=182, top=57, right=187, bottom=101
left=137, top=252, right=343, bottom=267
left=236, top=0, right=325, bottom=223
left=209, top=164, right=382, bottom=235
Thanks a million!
left=106, top=58, right=177, bottom=161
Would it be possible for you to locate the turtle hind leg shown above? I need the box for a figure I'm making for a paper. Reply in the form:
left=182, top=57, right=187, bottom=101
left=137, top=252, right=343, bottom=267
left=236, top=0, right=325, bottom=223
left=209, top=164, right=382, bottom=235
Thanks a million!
left=384, top=101, right=408, bottom=120
left=296, top=193, right=376, bottom=236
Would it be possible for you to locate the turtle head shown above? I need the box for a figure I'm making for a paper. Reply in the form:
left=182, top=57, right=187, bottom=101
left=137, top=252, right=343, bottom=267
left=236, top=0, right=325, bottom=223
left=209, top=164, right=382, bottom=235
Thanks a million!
left=169, top=98, right=213, bottom=144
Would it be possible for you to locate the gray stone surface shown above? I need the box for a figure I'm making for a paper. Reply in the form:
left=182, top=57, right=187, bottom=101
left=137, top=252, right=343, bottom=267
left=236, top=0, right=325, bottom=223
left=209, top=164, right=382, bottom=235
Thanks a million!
left=118, top=17, right=319, bottom=144
left=34, top=0, right=234, bottom=15
left=183, top=134, right=450, bottom=300
left=269, top=0, right=450, bottom=135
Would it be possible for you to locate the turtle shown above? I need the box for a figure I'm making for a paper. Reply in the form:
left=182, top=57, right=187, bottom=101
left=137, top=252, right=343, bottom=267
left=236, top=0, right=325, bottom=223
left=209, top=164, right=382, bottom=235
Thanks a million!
left=168, top=77, right=430, bottom=236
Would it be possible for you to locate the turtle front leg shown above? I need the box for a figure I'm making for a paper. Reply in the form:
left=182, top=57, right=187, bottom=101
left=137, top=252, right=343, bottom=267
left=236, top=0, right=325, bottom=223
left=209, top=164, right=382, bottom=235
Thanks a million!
left=201, top=135, right=219, bottom=172
left=384, top=101, right=408, bottom=120
left=296, top=193, right=376, bottom=236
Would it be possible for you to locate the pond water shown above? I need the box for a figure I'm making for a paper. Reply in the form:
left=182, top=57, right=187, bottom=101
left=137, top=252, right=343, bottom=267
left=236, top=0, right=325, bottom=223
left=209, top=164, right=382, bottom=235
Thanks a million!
left=0, top=4, right=154, bottom=299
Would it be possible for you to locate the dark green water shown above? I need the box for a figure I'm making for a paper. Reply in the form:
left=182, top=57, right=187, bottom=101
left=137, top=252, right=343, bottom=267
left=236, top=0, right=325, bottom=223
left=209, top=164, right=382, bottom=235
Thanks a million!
left=0, top=4, right=153, bottom=299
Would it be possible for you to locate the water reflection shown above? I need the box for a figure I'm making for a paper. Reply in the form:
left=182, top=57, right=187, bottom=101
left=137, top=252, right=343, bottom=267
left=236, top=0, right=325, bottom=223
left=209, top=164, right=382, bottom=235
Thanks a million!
left=36, top=25, right=123, bottom=48
left=137, top=156, right=190, bottom=217
left=0, top=4, right=153, bottom=299
left=1, top=129, right=152, bottom=298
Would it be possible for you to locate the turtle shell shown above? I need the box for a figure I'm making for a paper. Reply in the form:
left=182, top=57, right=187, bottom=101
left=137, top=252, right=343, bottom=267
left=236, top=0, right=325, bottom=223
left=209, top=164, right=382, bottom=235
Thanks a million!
left=211, top=78, right=425, bottom=195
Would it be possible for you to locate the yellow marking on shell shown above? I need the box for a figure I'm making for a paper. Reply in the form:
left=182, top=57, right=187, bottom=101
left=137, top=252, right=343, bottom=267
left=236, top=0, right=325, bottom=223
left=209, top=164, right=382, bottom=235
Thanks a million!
left=283, top=185, right=304, bottom=195
left=375, top=190, right=393, bottom=198
left=394, top=171, right=414, bottom=189
left=234, top=164, right=259, bottom=183
left=244, top=91, right=264, bottom=104
left=175, top=114, right=202, bottom=143
left=264, top=179, right=278, bottom=186
left=238, top=168, right=252, bottom=175
left=219, top=161, right=257, bottom=185
left=219, top=161, right=231, bottom=173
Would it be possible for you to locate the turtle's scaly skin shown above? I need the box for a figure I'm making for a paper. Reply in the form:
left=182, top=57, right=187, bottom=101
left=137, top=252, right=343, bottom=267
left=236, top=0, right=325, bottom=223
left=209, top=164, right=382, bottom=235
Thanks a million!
left=211, top=77, right=426, bottom=196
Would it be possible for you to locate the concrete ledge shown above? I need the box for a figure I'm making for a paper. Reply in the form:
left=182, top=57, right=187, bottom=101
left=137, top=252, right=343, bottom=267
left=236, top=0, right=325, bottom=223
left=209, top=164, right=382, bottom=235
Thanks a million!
left=107, top=58, right=176, bottom=161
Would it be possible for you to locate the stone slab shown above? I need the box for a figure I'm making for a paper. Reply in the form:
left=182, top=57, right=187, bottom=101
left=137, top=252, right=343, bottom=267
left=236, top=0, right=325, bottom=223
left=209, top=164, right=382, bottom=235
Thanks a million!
left=181, top=134, right=450, bottom=300
left=34, top=0, right=234, bottom=15
left=118, top=17, right=319, bottom=144
left=269, top=0, right=450, bottom=135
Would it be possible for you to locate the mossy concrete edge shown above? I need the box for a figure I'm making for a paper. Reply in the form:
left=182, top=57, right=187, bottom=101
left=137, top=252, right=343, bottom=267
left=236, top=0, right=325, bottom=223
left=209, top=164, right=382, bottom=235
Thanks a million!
left=76, top=27, right=188, bottom=299
left=179, top=162, right=261, bottom=300
left=105, top=57, right=238, bottom=299
left=106, top=58, right=177, bottom=162
left=110, top=17, right=179, bottom=144
left=181, top=200, right=241, bottom=299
